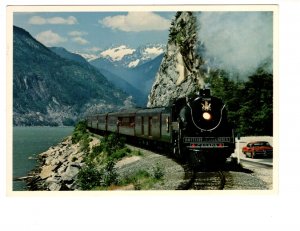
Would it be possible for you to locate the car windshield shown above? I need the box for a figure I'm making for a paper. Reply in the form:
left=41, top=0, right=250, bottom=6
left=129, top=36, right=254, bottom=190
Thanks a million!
left=253, top=142, right=270, bottom=146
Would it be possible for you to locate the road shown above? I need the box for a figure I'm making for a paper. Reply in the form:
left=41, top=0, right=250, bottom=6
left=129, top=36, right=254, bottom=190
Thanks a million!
left=234, top=136, right=273, bottom=167
left=239, top=154, right=273, bottom=166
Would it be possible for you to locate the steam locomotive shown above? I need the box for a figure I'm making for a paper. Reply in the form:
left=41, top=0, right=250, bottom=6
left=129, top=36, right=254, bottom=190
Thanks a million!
left=86, top=89, right=235, bottom=166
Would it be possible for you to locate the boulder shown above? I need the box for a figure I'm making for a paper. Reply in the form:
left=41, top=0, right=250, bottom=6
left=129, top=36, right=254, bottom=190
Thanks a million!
left=40, top=165, right=54, bottom=179
left=61, top=164, right=80, bottom=182
left=49, top=182, right=61, bottom=191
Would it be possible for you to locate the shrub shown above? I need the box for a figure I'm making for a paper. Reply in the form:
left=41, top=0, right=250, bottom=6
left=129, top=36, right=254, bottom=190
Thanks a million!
left=79, top=133, right=91, bottom=153
left=101, top=133, right=125, bottom=155
left=71, top=121, right=88, bottom=144
left=109, top=147, right=131, bottom=161
left=76, top=164, right=102, bottom=190
left=152, top=163, right=164, bottom=180
left=86, top=144, right=103, bottom=162
left=101, top=161, right=118, bottom=187
left=76, top=161, right=119, bottom=190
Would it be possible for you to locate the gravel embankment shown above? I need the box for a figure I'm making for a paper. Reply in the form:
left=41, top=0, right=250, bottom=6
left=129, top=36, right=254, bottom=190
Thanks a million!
left=240, top=161, right=273, bottom=190
left=115, top=145, right=186, bottom=190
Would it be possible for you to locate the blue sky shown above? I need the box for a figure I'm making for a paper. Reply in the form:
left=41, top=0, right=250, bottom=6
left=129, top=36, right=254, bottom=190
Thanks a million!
left=13, top=10, right=273, bottom=77
left=13, top=12, right=174, bottom=54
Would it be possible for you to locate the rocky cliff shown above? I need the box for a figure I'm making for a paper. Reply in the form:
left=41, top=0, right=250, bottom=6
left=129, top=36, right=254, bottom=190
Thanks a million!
left=147, top=12, right=207, bottom=107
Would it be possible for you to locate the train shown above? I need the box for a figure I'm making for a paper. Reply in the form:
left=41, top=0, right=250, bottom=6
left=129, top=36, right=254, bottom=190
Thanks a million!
left=86, top=89, right=235, bottom=166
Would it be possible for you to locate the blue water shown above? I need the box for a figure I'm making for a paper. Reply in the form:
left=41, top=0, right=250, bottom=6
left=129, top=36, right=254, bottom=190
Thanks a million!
left=13, top=126, right=73, bottom=191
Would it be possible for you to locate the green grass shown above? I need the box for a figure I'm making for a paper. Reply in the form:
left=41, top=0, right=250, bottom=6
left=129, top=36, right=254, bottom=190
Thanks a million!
left=119, top=168, right=164, bottom=190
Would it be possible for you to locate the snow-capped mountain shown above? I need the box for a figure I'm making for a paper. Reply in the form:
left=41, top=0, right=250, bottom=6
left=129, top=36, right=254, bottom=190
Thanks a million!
left=88, top=44, right=165, bottom=69
left=89, top=44, right=165, bottom=106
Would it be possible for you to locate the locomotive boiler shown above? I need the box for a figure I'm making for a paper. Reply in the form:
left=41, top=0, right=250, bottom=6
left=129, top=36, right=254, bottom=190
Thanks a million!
left=86, top=89, right=235, bottom=166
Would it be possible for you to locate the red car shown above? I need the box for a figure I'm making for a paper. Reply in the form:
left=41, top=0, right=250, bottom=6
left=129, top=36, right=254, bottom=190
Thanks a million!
left=242, top=141, right=273, bottom=158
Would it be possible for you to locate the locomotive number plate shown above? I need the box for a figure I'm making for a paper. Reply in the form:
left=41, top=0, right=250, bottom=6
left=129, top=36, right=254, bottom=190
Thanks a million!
left=183, top=137, right=231, bottom=143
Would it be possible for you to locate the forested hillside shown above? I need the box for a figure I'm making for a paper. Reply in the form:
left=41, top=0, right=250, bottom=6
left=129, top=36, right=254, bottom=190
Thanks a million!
left=207, top=64, right=273, bottom=136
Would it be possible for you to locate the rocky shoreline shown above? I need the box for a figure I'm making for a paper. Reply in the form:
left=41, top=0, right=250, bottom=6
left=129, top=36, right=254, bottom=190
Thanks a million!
left=23, top=135, right=186, bottom=191
left=24, top=135, right=98, bottom=190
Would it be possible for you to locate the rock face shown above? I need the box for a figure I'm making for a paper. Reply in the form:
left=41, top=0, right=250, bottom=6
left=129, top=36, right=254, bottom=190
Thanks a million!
left=26, top=136, right=99, bottom=191
left=147, top=11, right=207, bottom=107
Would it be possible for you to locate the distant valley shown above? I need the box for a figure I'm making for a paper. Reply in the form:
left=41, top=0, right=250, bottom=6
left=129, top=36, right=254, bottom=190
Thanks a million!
left=88, top=44, right=165, bottom=105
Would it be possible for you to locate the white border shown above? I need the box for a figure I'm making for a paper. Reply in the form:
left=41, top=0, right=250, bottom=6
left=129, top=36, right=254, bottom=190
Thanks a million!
left=6, top=4, right=279, bottom=196
left=3, top=0, right=300, bottom=230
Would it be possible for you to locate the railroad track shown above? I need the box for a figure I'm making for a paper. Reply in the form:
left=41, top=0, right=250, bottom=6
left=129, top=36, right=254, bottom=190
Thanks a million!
left=176, top=158, right=272, bottom=190
left=191, top=171, right=226, bottom=190
left=177, top=165, right=227, bottom=190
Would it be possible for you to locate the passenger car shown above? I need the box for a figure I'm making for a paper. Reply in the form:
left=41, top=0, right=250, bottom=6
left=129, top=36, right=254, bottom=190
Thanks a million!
left=242, top=141, right=273, bottom=158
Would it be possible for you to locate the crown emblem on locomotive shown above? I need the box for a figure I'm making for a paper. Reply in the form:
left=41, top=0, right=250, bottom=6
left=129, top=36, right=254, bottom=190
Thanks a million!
left=201, top=101, right=211, bottom=111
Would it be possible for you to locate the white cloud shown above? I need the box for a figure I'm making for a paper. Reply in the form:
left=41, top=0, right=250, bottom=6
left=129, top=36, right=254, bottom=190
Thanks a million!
left=35, top=30, right=67, bottom=46
left=99, top=12, right=170, bottom=32
left=28, top=15, right=78, bottom=25
left=72, top=37, right=89, bottom=45
left=68, top=31, right=88, bottom=37
left=28, top=16, right=46, bottom=25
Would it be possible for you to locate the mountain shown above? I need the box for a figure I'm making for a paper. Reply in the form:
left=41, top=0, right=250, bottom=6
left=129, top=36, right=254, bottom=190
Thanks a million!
left=147, top=12, right=206, bottom=107
left=89, top=45, right=165, bottom=105
left=51, top=45, right=152, bottom=106
left=89, top=44, right=165, bottom=68
left=96, top=68, right=148, bottom=106
left=50, top=47, right=89, bottom=65
left=132, top=53, right=164, bottom=84
left=126, top=53, right=164, bottom=96
left=13, top=26, right=131, bottom=126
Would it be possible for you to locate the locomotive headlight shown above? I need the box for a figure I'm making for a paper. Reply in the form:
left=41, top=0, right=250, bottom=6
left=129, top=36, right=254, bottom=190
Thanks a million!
left=202, top=112, right=212, bottom=120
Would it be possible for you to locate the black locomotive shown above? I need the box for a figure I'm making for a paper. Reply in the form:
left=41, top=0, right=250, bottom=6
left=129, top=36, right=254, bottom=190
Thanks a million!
left=86, top=89, right=235, bottom=166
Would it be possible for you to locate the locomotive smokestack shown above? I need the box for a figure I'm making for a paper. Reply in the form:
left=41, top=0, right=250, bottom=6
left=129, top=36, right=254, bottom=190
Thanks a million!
left=200, top=88, right=210, bottom=97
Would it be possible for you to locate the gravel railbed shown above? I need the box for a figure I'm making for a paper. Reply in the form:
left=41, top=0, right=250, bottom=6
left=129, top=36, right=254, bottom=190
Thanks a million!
left=118, top=145, right=187, bottom=190
left=223, top=171, right=269, bottom=190
left=239, top=161, right=273, bottom=190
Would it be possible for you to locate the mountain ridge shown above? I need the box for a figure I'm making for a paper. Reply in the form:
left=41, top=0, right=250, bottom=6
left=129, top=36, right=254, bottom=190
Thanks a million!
left=13, top=25, right=130, bottom=126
